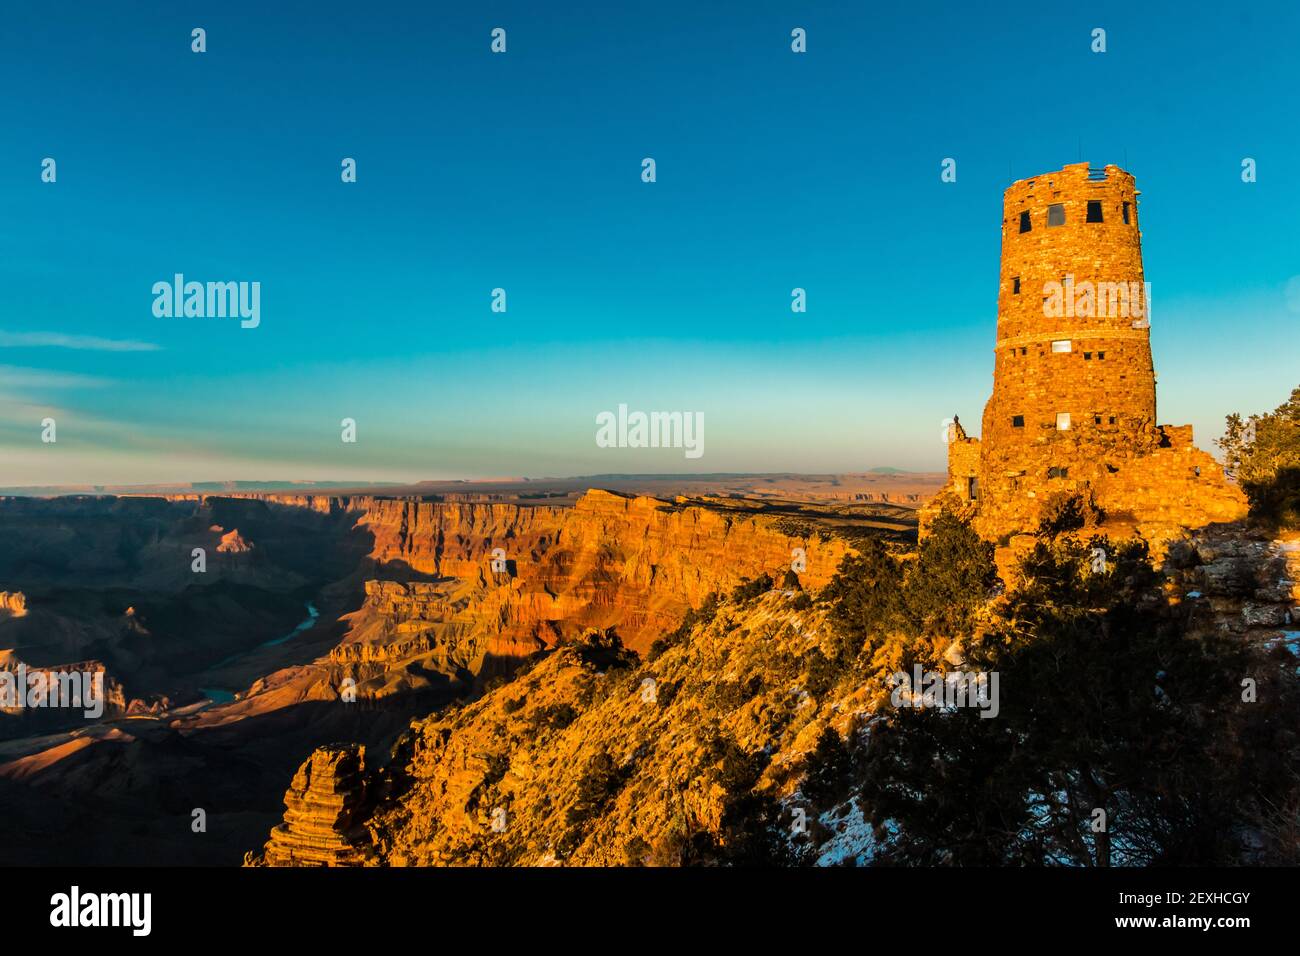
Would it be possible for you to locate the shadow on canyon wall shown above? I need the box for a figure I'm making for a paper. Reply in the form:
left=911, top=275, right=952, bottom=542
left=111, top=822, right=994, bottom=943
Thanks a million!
left=0, top=497, right=465, bottom=863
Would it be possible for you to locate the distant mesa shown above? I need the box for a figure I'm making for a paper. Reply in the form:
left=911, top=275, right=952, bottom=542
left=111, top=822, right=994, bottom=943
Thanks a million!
left=216, top=529, right=254, bottom=553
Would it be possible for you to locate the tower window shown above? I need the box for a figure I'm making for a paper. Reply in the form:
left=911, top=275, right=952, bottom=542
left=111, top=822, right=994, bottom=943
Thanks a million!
left=1098, top=351, right=1106, bottom=360
left=1019, top=211, right=1031, bottom=233
left=1094, top=414, right=1102, bottom=425
left=1048, top=466, right=1069, bottom=479
left=1013, top=277, right=1021, bottom=294
left=1012, top=415, right=1024, bottom=428
left=1122, top=201, right=1131, bottom=224
left=1056, top=412, right=1071, bottom=430
left=967, top=476, right=979, bottom=501
left=1084, top=352, right=1093, bottom=360
left=1047, top=203, right=1066, bottom=227
left=1108, top=416, right=1116, bottom=424
left=1020, top=347, right=1027, bottom=355
left=1086, top=200, right=1104, bottom=223
left=1051, top=339, right=1072, bottom=353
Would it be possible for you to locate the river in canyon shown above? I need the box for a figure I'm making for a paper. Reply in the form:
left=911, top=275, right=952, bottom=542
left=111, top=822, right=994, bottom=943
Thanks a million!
left=199, top=601, right=320, bottom=703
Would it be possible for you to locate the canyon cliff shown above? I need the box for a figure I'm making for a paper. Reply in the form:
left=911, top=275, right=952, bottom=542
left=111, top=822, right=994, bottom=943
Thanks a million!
left=0, top=488, right=873, bottom=864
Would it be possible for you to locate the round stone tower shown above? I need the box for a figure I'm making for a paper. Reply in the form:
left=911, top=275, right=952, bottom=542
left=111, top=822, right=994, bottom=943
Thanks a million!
left=923, top=161, right=1247, bottom=548
left=976, top=162, right=1156, bottom=533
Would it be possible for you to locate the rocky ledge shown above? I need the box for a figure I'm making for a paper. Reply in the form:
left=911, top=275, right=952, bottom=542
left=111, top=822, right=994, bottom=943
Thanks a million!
left=1168, top=527, right=1300, bottom=645
left=245, top=744, right=376, bottom=866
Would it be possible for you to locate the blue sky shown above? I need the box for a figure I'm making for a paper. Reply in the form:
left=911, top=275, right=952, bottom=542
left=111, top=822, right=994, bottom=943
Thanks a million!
left=2, top=1, right=1297, bottom=485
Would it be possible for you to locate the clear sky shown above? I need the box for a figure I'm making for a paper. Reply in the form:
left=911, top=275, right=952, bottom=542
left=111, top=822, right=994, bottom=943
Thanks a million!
left=2, top=1, right=1297, bottom=486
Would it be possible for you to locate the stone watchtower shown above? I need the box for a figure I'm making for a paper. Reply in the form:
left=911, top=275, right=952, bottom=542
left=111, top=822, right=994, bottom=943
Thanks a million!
left=927, top=163, right=1246, bottom=546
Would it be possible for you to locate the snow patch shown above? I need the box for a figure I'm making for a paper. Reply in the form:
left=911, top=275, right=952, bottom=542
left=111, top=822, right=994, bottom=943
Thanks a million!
left=814, top=800, right=877, bottom=867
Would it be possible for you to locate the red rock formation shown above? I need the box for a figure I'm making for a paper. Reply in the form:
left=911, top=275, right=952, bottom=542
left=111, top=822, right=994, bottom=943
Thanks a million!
left=0, top=591, right=27, bottom=619
left=326, top=489, right=853, bottom=660
left=249, top=744, right=376, bottom=866
left=0, top=657, right=127, bottom=720
left=216, top=528, right=254, bottom=553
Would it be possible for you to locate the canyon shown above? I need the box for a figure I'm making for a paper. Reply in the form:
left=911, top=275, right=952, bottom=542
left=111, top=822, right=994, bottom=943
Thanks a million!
left=0, top=480, right=919, bottom=864
left=4, top=469, right=1293, bottom=867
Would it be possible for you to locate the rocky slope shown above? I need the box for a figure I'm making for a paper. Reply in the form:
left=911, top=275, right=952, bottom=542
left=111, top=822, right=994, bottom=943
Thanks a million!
left=248, top=588, right=861, bottom=866
left=246, top=519, right=1300, bottom=868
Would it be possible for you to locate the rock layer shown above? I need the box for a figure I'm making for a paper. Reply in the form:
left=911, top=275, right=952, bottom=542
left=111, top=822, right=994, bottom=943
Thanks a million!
left=348, top=489, right=851, bottom=657
left=1171, top=529, right=1300, bottom=645
left=250, top=744, right=376, bottom=866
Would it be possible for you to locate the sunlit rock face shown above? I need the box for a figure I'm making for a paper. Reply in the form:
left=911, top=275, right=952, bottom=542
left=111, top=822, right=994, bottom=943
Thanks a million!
left=0, top=592, right=27, bottom=620
left=249, top=744, right=376, bottom=867
left=345, top=488, right=851, bottom=659
left=216, top=528, right=254, bottom=553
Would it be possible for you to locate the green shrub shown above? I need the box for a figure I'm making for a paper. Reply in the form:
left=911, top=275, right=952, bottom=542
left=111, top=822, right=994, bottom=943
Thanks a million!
left=1037, top=489, right=1104, bottom=535
left=531, top=702, right=578, bottom=732
left=731, top=573, right=774, bottom=603
left=803, top=726, right=852, bottom=806
left=623, top=836, right=651, bottom=867
left=803, top=647, right=838, bottom=699
left=647, top=592, right=719, bottom=662
left=859, top=534, right=1300, bottom=866
left=566, top=749, right=628, bottom=830
left=902, top=510, right=997, bottom=637
left=1219, top=385, right=1300, bottom=529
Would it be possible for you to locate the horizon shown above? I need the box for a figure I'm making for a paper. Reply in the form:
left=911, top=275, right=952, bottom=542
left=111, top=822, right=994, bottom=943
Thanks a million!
left=3, top=1, right=1298, bottom=486
left=0, top=465, right=938, bottom=497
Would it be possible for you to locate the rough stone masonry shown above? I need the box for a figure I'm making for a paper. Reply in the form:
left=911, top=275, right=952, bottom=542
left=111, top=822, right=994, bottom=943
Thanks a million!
left=923, top=162, right=1247, bottom=548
